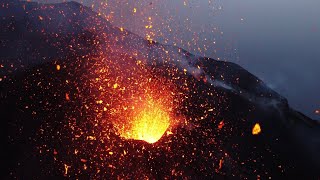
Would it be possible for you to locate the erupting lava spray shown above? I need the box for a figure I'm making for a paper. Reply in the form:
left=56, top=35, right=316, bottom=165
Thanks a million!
left=90, top=53, right=181, bottom=144
left=118, top=94, right=171, bottom=143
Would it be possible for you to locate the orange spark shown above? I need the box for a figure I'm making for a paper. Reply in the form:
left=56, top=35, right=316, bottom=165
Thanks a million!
left=87, top=136, right=96, bottom=140
left=56, top=64, right=61, bottom=71
left=64, top=164, right=70, bottom=176
left=53, top=149, right=58, bottom=155
left=218, top=120, right=224, bottom=129
left=252, top=123, right=262, bottom=135
left=219, top=159, right=224, bottom=169
left=80, top=159, right=87, bottom=163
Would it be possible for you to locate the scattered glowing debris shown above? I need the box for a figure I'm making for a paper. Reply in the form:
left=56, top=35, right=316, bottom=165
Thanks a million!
left=6, top=1, right=273, bottom=178
left=64, top=164, right=70, bottom=176
left=252, top=123, right=262, bottom=135
left=65, top=93, right=70, bottom=101
left=183, top=69, right=187, bottom=74
left=53, top=149, right=58, bottom=155
left=219, top=158, right=224, bottom=169
left=166, top=130, right=173, bottom=136
left=86, top=136, right=96, bottom=140
left=108, top=164, right=115, bottom=169
left=218, top=120, right=224, bottom=129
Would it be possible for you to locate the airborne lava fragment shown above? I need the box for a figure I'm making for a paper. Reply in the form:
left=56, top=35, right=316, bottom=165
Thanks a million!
left=252, top=123, right=262, bottom=135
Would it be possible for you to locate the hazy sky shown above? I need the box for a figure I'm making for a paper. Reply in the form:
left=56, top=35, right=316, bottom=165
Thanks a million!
left=34, top=0, right=320, bottom=120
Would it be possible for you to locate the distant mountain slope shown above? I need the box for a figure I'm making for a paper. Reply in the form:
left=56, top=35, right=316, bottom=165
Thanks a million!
left=1, top=1, right=319, bottom=179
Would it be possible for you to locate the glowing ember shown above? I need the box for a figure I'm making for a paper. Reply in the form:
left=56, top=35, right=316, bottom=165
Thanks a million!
left=119, top=97, right=171, bottom=143
left=218, top=120, right=224, bottom=129
left=252, top=123, right=262, bottom=135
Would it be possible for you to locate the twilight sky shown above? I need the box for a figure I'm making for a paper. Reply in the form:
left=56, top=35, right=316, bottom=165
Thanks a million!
left=33, top=0, right=320, bottom=120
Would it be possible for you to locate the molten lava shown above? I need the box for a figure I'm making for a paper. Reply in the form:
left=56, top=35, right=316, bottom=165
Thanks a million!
left=252, top=123, right=262, bottom=135
left=89, top=54, right=180, bottom=144
left=119, top=97, right=171, bottom=143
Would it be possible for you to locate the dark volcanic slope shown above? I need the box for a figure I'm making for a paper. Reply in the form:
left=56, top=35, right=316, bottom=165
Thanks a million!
left=1, top=1, right=320, bottom=179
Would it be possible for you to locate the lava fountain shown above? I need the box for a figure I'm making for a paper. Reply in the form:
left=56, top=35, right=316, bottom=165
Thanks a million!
left=91, top=53, right=180, bottom=144
left=119, top=96, right=171, bottom=143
